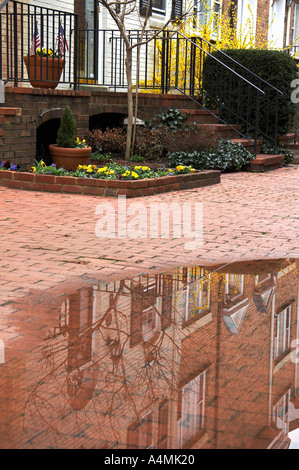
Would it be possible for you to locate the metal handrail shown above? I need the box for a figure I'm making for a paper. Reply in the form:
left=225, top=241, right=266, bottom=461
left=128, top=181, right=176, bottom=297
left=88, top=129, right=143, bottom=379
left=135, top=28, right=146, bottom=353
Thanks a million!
left=181, top=33, right=284, bottom=96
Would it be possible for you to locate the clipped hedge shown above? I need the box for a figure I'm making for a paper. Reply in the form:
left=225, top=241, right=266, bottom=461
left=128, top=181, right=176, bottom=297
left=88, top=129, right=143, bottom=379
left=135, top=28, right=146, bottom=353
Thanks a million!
left=202, top=49, right=298, bottom=138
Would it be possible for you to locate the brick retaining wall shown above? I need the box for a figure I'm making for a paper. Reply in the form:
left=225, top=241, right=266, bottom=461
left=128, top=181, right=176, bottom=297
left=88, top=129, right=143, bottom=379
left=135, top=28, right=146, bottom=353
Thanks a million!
left=0, top=87, right=205, bottom=169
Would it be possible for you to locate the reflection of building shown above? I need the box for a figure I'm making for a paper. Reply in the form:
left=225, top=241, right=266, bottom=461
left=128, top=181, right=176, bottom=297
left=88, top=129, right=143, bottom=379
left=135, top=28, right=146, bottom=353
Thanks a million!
left=0, top=258, right=298, bottom=449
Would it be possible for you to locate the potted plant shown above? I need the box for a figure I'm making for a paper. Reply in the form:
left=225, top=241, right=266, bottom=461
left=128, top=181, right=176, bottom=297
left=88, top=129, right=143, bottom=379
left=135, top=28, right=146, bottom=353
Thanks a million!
left=49, top=106, right=92, bottom=170
left=24, top=47, right=65, bottom=89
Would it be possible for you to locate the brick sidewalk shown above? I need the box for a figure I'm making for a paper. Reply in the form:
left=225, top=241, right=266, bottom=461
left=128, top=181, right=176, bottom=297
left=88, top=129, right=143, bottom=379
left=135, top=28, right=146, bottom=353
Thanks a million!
left=0, top=165, right=298, bottom=303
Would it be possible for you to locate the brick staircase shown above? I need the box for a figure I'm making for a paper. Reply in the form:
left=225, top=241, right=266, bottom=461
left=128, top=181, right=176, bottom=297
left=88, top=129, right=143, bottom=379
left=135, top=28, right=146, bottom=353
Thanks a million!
left=178, top=107, right=285, bottom=172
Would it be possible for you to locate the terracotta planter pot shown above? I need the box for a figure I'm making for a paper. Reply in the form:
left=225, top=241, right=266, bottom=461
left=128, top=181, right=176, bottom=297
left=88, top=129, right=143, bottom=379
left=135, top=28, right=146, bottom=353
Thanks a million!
left=49, top=144, right=92, bottom=170
left=24, top=56, right=65, bottom=89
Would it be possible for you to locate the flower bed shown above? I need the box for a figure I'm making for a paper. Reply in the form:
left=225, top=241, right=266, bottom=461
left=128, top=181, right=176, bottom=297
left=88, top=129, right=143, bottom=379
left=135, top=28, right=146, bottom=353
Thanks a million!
left=0, top=160, right=221, bottom=197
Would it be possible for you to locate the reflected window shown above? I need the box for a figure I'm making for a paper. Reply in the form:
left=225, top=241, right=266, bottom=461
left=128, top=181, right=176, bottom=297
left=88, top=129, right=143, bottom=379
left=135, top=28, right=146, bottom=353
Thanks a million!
left=274, top=306, right=291, bottom=360
left=273, top=389, right=291, bottom=435
left=225, top=273, right=244, bottom=302
left=128, top=411, right=153, bottom=449
left=142, top=304, right=158, bottom=340
left=177, top=371, right=206, bottom=448
left=131, top=277, right=160, bottom=347
left=184, top=267, right=210, bottom=323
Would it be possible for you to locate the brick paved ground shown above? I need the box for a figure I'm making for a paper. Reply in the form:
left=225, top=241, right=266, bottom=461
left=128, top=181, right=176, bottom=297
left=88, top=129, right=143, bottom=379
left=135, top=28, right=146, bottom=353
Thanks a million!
left=0, top=164, right=298, bottom=449
left=0, top=165, right=298, bottom=305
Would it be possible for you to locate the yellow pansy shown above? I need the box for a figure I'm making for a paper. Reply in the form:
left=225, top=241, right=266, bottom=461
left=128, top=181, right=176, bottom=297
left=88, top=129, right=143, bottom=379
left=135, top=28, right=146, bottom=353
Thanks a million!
left=190, top=168, right=196, bottom=173
left=30, top=166, right=36, bottom=173
left=176, top=165, right=185, bottom=171
left=78, top=165, right=83, bottom=170
left=131, top=171, right=139, bottom=179
left=41, top=161, right=46, bottom=167
left=141, top=166, right=150, bottom=171
left=86, top=168, right=93, bottom=173
left=134, top=166, right=141, bottom=170
left=92, top=165, right=97, bottom=170
left=97, top=166, right=108, bottom=174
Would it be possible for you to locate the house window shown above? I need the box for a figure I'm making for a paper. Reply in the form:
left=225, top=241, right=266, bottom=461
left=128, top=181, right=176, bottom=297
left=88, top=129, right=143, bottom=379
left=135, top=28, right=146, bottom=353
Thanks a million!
left=237, top=0, right=257, bottom=43
left=274, top=306, right=292, bottom=360
left=184, top=267, right=210, bottom=323
left=268, top=0, right=285, bottom=48
left=177, top=372, right=206, bottom=448
left=140, top=0, right=166, bottom=16
left=152, top=0, right=166, bottom=15
left=273, top=389, right=291, bottom=435
left=194, top=0, right=221, bottom=31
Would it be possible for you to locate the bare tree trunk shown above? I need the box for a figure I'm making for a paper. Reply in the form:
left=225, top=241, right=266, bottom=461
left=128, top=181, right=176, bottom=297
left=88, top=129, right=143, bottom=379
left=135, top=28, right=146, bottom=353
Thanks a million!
left=132, top=43, right=141, bottom=157
left=125, top=47, right=133, bottom=161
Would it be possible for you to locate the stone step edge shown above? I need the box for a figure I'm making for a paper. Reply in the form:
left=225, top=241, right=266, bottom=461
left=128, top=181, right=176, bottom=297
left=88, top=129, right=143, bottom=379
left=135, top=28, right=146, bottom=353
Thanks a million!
left=250, top=154, right=285, bottom=166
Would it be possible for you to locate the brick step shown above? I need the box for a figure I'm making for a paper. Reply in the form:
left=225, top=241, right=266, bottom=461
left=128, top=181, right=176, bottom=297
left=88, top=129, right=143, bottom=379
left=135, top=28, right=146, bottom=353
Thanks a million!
left=178, top=108, right=219, bottom=124
left=278, top=133, right=295, bottom=145
left=0, top=107, right=22, bottom=116
left=231, top=138, right=262, bottom=154
left=197, top=123, right=242, bottom=139
left=247, top=154, right=284, bottom=172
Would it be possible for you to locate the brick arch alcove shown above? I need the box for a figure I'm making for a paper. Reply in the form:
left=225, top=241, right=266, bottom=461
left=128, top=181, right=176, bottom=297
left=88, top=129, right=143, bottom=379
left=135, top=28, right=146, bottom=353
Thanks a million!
left=89, top=112, right=127, bottom=131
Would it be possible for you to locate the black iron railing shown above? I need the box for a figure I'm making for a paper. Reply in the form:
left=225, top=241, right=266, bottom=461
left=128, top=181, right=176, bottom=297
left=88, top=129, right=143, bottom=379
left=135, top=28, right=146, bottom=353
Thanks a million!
left=0, top=0, right=78, bottom=87
left=77, top=29, right=281, bottom=153
left=0, top=2, right=283, bottom=153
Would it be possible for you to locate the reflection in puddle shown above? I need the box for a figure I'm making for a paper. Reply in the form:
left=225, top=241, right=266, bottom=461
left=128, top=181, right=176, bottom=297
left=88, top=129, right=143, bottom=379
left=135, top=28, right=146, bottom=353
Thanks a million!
left=0, top=259, right=298, bottom=449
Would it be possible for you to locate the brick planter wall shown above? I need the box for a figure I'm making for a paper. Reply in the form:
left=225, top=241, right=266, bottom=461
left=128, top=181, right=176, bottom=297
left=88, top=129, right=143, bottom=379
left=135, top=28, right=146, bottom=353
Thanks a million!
left=0, top=169, right=221, bottom=197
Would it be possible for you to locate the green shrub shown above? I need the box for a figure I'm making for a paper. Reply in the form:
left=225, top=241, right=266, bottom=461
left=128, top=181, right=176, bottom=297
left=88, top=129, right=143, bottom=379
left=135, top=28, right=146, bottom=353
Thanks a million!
left=203, top=49, right=298, bottom=138
left=56, top=106, right=77, bottom=148
left=168, top=139, right=254, bottom=172
left=145, top=108, right=189, bottom=132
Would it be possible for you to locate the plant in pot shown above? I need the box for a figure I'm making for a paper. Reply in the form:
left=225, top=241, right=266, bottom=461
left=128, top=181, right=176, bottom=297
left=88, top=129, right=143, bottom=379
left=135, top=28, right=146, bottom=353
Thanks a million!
left=24, top=47, right=65, bottom=89
left=49, top=106, right=92, bottom=170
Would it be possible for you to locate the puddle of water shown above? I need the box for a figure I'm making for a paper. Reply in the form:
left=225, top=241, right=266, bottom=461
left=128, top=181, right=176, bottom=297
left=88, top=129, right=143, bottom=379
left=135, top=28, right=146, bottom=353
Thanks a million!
left=0, top=258, right=298, bottom=450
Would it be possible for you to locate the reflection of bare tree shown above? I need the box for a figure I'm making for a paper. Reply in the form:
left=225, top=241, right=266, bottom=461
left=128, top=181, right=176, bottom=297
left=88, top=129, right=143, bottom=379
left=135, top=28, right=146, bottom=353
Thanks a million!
left=23, top=272, right=207, bottom=448
left=17, top=260, right=298, bottom=449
